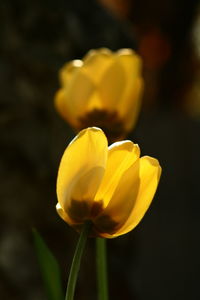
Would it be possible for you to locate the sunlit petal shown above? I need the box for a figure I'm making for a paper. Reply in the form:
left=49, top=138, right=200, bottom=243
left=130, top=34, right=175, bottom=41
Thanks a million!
left=59, top=60, right=83, bottom=86
left=66, top=70, right=96, bottom=116
left=94, top=158, right=140, bottom=237
left=54, top=89, right=68, bottom=120
left=116, top=156, right=162, bottom=236
left=116, top=49, right=143, bottom=79
left=94, top=141, right=140, bottom=207
left=54, top=89, right=79, bottom=128
left=82, top=48, right=113, bottom=83
left=118, top=77, right=144, bottom=130
left=99, top=60, right=126, bottom=108
left=56, top=203, right=74, bottom=225
left=57, top=128, right=108, bottom=213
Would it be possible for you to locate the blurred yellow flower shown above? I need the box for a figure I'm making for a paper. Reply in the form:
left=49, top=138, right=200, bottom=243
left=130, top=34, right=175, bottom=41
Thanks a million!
left=55, top=48, right=143, bottom=142
left=56, top=127, right=161, bottom=238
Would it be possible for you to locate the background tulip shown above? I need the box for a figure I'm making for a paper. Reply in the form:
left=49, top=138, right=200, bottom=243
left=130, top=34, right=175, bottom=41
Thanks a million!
left=55, top=49, right=143, bottom=142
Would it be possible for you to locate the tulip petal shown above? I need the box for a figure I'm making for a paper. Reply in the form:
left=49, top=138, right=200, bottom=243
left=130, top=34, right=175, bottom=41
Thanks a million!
left=114, top=50, right=143, bottom=130
left=116, top=49, right=143, bottom=78
left=56, top=203, right=74, bottom=225
left=82, top=48, right=114, bottom=84
left=66, top=70, right=96, bottom=117
left=54, top=89, right=79, bottom=128
left=54, top=89, right=68, bottom=120
left=59, top=60, right=83, bottom=86
left=56, top=61, right=92, bottom=125
left=99, top=60, right=126, bottom=108
left=94, top=158, right=140, bottom=238
left=57, top=128, right=108, bottom=216
left=118, top=77, right=144, bottom=130
left=115, top=156, right=161, bottom=236
left=94, top=140, right=140, bottom=208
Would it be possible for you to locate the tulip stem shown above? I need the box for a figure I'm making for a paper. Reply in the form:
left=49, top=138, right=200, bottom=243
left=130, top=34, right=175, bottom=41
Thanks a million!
left=96, top=238, right=109, bottom=300
left=65, top=222, right=90, bottom=300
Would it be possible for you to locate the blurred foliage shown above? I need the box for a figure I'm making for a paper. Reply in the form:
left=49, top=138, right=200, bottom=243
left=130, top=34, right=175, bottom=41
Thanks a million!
left=33, top=229, right=64, bottom=300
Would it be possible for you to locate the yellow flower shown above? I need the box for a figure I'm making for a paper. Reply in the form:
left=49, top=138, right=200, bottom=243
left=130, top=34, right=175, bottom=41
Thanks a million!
left=55, top=48, right=143, bottom=142
left=56, top=127, right=161, bottom=238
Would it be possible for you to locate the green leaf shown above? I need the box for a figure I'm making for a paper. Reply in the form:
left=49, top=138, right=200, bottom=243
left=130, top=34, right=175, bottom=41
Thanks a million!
left=32, top=228, right=64, bottom=300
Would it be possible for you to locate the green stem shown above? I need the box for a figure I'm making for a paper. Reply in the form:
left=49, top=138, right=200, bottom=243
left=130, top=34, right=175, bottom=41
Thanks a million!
left=65, top=222, right=90, bottom=300
left=96, top=238, right=109, bottom=300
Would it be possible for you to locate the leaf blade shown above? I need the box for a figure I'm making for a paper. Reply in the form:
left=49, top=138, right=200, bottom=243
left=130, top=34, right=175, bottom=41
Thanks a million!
left=32, top=228, right=64, bottom=300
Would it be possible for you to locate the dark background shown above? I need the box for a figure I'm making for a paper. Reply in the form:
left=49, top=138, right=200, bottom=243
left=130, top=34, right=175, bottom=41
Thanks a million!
left=1, top=0, right=200, bottom=299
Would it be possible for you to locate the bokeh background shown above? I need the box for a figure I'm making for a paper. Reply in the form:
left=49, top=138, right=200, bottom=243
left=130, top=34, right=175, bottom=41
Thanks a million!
left=1, top=0, right=200, bottom=299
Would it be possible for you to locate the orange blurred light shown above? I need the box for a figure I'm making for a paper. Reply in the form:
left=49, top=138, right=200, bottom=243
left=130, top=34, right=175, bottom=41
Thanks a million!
left=139, top=29, right=171, bottom=70
left=98, top=0, right=131, bottom=19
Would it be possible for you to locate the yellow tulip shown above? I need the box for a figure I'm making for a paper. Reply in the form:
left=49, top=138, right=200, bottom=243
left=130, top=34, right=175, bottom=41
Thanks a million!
left=55, top=48, right=143, bottom=142
left=56, top=127, right=161, bottom=238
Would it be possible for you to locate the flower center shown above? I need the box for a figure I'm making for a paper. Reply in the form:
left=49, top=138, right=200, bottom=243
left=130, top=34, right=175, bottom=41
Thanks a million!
left=68, top=199, right=119, bottom=236
left=67, top=199, right=103, bottom=223
left=78, top=109, right=126, bottom=143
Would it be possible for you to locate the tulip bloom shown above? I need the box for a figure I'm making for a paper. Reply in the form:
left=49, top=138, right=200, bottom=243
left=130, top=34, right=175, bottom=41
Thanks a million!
left=55, top=48, right=143, bottom=142
left=56, top=127, right=161, bottom=238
